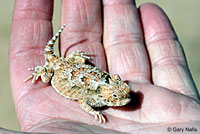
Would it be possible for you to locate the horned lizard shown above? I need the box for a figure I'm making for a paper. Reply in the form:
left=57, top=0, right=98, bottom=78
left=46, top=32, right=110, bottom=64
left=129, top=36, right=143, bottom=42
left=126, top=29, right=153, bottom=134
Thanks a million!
left=24, top=24, right=131, bottom=123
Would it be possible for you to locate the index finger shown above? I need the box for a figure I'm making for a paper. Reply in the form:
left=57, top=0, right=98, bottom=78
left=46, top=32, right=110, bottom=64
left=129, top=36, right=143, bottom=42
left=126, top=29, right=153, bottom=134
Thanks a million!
left=139, top=3, right=199, bottom=100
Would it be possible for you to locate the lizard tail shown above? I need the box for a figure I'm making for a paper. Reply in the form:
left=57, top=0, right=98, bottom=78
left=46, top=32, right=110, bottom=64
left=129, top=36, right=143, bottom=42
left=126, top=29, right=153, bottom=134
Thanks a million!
left=45, top=24, right=66, bottom=55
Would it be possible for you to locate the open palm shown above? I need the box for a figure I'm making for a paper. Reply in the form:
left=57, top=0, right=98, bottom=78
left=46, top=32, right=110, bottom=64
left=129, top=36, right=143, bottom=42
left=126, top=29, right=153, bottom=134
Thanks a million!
left=10, top=0, right=200, bottom=133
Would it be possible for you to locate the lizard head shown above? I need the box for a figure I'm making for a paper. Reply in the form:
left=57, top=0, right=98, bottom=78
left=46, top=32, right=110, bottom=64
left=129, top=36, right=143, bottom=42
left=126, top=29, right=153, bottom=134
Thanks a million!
left=99, top=74, right=131, bottom=106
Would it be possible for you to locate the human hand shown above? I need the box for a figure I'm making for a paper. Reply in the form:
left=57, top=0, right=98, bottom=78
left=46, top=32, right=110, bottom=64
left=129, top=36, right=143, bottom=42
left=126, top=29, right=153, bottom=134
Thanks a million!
left=9, top=0, right=200, bottom=133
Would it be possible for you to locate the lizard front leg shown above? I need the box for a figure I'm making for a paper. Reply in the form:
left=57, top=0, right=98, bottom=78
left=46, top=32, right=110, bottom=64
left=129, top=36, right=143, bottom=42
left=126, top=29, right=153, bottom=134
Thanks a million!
left=24, top=66, right=53, bottom=83
left=78, top=100, right=106, bottom=123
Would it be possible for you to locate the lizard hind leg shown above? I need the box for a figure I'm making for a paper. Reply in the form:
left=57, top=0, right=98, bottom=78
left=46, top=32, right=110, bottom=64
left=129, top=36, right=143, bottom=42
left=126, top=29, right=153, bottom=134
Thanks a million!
left=24, top=25, right=65, bottom=84
left=24, top=66, right=53, bottom=84
left=67, top=51, right=93, bottom=64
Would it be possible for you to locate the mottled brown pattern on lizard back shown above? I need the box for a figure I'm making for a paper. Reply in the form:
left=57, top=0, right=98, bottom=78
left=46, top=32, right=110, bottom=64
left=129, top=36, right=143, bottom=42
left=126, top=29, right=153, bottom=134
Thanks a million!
left=24, top=25, right=131, bottom=123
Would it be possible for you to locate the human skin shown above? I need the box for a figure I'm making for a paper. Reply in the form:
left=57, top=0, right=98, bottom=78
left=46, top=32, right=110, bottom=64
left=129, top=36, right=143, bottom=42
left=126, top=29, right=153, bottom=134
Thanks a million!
left=9, top=0, right=200, bottom=133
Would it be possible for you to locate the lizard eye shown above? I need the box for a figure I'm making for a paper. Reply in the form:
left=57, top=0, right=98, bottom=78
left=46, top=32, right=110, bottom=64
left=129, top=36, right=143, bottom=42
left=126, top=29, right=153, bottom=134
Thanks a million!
left=112, top=94, right=118, bottom=98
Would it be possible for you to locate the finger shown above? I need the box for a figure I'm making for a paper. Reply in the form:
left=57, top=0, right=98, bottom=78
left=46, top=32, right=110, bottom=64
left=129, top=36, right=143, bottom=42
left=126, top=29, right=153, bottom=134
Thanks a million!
left=9, top=0, right=53, bottom=101
left=139, top=3, right=199, bottom=99
left=60, top=0, right=106, bottom=70
left=102, top=0, right=150, bottom=83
